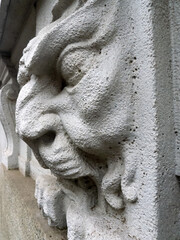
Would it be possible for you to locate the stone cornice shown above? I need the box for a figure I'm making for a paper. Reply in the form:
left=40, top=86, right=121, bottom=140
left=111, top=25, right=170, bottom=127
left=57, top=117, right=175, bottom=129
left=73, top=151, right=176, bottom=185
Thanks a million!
left=0, top=0, right=36, bottom=54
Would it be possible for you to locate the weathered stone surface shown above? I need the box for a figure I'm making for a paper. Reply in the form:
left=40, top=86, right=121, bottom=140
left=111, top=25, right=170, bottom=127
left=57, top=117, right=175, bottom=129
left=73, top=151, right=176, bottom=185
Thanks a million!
left=169, top=0, right=180, bottom=176
left=15, top=0, right=180, bottom=239
left=16, top=1, right=139, bottom=239
left=0, top=0, right=178, bottom=239
left=35, top=174, right=66, bottom=229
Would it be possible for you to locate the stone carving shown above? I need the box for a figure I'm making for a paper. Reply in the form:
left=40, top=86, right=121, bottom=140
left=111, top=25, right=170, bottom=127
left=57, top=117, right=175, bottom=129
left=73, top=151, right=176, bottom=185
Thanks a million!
left=35, top=174, right=67, bottom=229
left=0, top=59, right=19, bottom=169
left=16, top=0, right=138, bottom=239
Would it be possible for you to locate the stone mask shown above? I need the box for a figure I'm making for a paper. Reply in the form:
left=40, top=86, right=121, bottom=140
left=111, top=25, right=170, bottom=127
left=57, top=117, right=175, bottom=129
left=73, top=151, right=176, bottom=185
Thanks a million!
left=16, top=0, right=137, bottom=239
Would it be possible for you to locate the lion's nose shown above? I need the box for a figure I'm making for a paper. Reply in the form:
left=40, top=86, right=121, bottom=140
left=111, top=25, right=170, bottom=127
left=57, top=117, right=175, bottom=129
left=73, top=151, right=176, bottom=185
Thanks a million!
left=16, top=107, right=61, bottom=170
left=16, top=107, right=60, bottom=143
left=16, top=72, right=62, bottom=140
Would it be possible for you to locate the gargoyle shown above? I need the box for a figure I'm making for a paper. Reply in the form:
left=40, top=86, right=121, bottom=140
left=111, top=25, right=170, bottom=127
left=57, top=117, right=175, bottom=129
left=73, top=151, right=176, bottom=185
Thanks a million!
left=16, top=0, right=137, bottom=239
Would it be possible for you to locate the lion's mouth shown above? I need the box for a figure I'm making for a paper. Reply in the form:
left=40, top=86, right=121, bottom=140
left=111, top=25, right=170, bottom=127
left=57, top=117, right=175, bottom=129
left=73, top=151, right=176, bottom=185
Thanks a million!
left=39, top=131, right=56, bottom=145
left=26, top=122, right=87, bottom=179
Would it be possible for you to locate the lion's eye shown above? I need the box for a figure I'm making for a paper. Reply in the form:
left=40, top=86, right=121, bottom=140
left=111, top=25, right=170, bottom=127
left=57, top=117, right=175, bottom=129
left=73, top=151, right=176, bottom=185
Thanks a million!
left=57, top=49, right=96, bottom=87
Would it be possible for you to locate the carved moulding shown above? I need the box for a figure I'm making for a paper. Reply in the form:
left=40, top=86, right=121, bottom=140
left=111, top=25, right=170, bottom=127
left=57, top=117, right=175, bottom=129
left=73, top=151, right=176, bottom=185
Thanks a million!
left=16, top=0, right=138, bottom=239
left=0, top=59, right=19, bottom=169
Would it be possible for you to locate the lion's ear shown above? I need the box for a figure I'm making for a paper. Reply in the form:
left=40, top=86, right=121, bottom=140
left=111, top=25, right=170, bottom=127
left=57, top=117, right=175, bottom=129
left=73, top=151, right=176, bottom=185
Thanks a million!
left=52, top=0, right=86, bottom=22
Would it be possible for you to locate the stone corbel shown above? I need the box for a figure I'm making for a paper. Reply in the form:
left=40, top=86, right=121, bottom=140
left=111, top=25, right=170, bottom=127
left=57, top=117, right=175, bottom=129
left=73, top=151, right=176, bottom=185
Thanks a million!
left=16, top=1, right=139, bottom=238
left=0, top=59, right=19, bottom=169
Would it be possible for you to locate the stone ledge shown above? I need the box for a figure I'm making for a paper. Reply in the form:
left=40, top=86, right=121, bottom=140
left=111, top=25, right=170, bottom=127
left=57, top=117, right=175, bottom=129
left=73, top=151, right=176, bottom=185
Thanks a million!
left=0, top=164, right=67, bottom=240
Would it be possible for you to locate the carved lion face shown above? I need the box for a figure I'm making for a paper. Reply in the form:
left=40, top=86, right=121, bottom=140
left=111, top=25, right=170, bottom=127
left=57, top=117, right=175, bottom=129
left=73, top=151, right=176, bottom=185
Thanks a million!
left=16, top=0, right=133, bottom=180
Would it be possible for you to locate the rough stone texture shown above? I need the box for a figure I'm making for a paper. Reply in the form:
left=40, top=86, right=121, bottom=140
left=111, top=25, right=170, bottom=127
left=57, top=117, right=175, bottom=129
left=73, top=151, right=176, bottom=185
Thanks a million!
left=16, top=0, right=140, bottom=239
left=15, top=0, right=180, bottom=239
left=0, top=0, right=179, bottom=239
left=169, top=0, right=180, bottom=176
left=0, top=164, right=67, bottom=240
left=151, top=1, right=180, bottom=239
